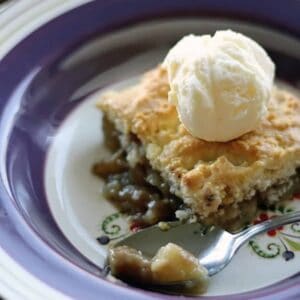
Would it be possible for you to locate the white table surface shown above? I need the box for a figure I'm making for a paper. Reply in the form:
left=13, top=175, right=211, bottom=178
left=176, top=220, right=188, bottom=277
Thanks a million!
left=0, top=1, right=90, bottom=299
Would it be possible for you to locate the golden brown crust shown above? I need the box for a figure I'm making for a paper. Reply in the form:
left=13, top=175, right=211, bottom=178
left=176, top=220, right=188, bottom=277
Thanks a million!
left=97, top=66, right=300, bottom=219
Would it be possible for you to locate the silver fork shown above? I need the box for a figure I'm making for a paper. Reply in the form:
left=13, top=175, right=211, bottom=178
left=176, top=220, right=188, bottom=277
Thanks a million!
left=115, top=210, right=300, bottom=277
left=198, top=210, right=300, bottom=275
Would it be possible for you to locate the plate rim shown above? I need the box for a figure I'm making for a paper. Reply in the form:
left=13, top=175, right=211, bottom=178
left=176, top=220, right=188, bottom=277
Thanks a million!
left=0, top=1, right=300, bottom=299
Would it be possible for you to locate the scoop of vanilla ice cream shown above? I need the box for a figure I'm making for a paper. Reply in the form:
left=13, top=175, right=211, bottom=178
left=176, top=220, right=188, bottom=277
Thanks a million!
left=163, top=30, right=275, bottom=142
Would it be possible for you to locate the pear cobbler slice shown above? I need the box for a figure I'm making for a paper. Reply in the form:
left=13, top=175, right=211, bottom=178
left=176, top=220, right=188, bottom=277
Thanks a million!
left=94, top=66, right=300, bottom=231
left=94, top=30, right=300, bottom=294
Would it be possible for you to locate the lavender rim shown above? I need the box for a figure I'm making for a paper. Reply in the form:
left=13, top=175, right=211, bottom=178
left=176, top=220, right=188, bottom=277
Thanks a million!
left=0, top=0, right=300, bottom=299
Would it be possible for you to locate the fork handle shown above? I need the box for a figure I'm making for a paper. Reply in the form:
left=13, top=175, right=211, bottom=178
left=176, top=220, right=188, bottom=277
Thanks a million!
left=235, top=210, right=300, bottom=246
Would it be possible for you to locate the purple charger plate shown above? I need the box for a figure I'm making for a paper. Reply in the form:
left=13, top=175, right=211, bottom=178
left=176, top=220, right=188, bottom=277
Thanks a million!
left=0, top=1, right=300, bottom=299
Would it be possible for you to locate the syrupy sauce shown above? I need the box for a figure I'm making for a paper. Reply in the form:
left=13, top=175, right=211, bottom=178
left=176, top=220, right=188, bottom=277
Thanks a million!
left=93, top=117, right=183, bottom=229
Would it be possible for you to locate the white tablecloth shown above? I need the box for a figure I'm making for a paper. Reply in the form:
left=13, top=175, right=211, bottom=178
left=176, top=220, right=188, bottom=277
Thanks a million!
left=0, top=1, right=90, bottom=298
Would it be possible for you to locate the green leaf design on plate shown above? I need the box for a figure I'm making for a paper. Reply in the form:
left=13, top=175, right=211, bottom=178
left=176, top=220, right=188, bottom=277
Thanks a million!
left=291, top=222, right=300, bottom=233
left=249, top=240, right=281, bottom=258
left=101, top=212, right=122, bottom=236
left=283, top=237, right=300, bottom=251
left=277, top=205, right=285, bottom=214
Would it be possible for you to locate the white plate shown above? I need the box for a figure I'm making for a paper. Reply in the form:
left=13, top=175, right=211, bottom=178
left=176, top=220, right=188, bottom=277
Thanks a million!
left=45, top=47, right=300, bottom=296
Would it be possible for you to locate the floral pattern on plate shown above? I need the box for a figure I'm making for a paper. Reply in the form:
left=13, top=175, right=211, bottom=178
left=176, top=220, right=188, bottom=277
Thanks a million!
left=97, top=195, right=300, bottom=264
left=249, top=196, right=300, bottom=261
